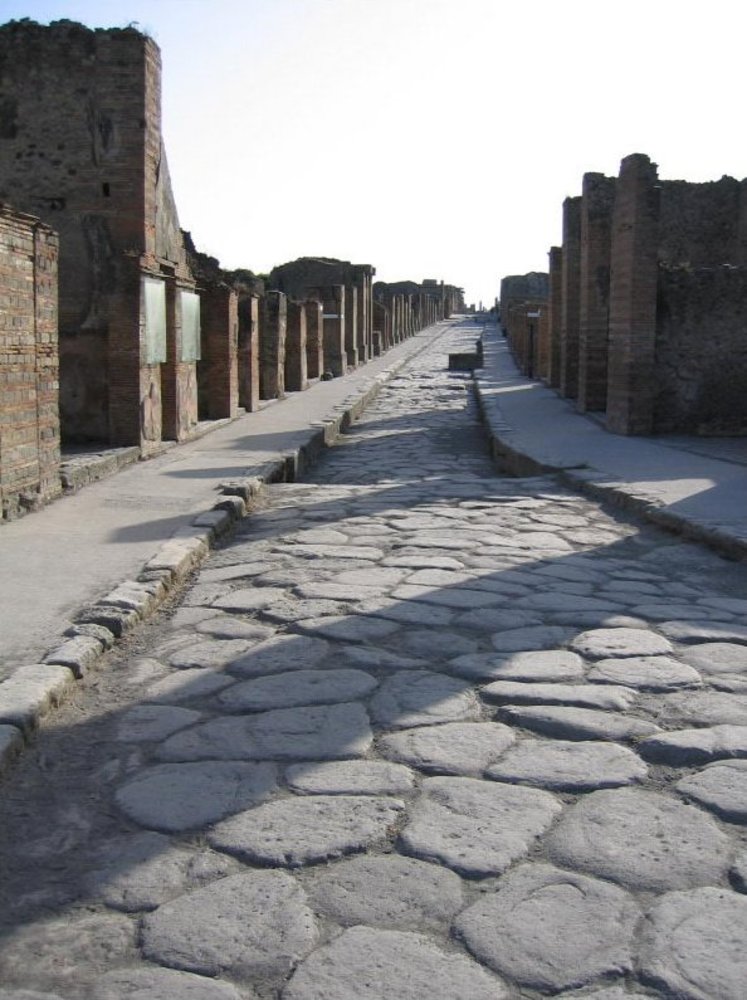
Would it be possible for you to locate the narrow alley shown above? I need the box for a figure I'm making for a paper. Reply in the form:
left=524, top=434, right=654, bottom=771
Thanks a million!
left=0, top=319, right=746, bottom=999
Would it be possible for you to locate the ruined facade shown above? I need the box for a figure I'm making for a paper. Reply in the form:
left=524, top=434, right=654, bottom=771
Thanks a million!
left=373, top=279, right=463, bottom=347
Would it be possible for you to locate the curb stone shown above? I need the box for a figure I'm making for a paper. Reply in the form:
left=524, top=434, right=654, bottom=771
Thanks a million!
left=0, top=327, right=448, bottom=778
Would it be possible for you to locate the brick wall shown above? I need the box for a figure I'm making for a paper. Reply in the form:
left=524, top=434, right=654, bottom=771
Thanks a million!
left=559, top=196, right=582, bottom=399
left=578, top=173, right=616, bottom=413
left=259, top=291, right=287, bottom=398
left=547, top=247, right=563, bottom=387
left=0, top=205, right=60, bottom=519
left=285, top=300, right=308, bottom=392
left=199, top=283, right=239, bottom=420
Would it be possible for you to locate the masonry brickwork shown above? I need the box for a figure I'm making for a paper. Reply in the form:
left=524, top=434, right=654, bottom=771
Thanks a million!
left=578, top=173, right=616, bottom=413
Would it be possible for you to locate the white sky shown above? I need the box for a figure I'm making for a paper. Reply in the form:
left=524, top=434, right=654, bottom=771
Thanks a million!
left=2, top=0, right=746, bottom=305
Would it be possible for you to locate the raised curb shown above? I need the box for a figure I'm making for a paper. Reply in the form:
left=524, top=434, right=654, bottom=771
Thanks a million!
left=0, top=326, right=448, bottom=774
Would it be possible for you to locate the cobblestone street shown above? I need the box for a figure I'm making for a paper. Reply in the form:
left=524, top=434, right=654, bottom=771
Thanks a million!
left=1, top=322, right=746, bottom=999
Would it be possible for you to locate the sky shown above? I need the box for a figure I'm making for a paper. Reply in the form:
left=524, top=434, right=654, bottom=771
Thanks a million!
left=2, top=0, right=746, bottom=306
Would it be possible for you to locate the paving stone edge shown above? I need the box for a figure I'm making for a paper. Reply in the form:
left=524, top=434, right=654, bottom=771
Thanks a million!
left=0, top=330, right=447, bottom=776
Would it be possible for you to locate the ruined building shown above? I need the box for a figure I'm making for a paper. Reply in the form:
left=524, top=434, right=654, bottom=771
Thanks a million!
left=504, top=154, right=747, bottom=436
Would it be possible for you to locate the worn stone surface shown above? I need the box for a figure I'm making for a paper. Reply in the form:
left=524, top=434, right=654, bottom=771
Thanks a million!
left=379, top=721, right=515, bottom=775
left=286, top=760, right=415, bottom=795
left=144, top=668, right=233, bottom=703
left=570, top=627, right=673, bottom=658
left=85, top=832, right=201, bottom=911
left=283, top=926, right=506, bottom=1000
left=547, top=787, right=733, bottom=891
left=677, top=760, right=747, bottom=822
left=639, top=724, right=747, bottom=765
left=455, top=863, right=639, bottom=991
left=218, top=668, right=377, bottom=712
left=400, top=776, right=561, bottom=876
left=115, top=704, right=202, bottom=742
left=91, top=967, right=249, bottom=999
left=682, top=642, right=747, bottom=674
left=587, top=654, right=701, bottom=690
left=227, top=634, right=330, bottom=677
left=486, top=739, right=647, bottom=791
left=169, top=639, right=255, bottom=670
left=640, top=887, right=747, bottom=1000
left=208, top=795, right=405, bottom=866
left=481, top=680, right=636, bottom=711
left=449, top=648, right=584, bottom=682
left=115, top=761, right=278, bottom=831
left=303, top=854, right=464, bottom=930
left=497, top=704, right=660, bottom=741
left=369, top=670, right=479, bottom=728
left=142, top=871, right=318, bottom=978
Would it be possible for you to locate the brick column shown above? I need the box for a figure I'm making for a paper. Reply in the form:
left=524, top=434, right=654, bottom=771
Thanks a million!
left=578, top=173, right=616, bottom=413
left=200, top=283, right=239, bottom=419
left=606, top=153, right=660, bottom=435
left=560, top=196, right=582, bottom=398
left=238, top=293, right=259, bottom=412
left=304, top=298, right=324, bottom=379
left=162, top=278, right=199, bottom=441
left=285, top=300, right=308, bottom=392
left=344, top=284, right=358, bottom=367
left=372, top=301, right=387, bottom=355
left=259, top=290, right=287, bottom=399
left=547, top=247, right=563, bottom=388
left=353, top=268, right=368, bottom=362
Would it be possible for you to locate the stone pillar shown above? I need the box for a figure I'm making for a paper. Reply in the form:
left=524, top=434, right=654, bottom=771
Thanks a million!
left=259, top=290, right=286, bottom=400
left=560, top=196, right=582, bottom=399
left=372, top=301, right=387, bottom=355
left=316, top=285, right=346, bottom=376
left=578, top=173, right=616, bottom=413
left=353, top=268, right=368, bottom=362
left=344, top=283, right=358, bottom=367
left=547, top=247, right=563, bottom=388
left=238, top=293, right=260, bottom=412
left=200, top=283, right=239, bottom=419
left=162, top=278, right=200, bottom=441
left=606, top=154, right=660, bottom=435
left=285, top=299, right=308, bottom=392
left=304, top=298, right=324, bottom=379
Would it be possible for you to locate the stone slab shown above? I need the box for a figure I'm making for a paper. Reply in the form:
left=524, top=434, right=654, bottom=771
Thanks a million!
left=0, top=664, right=74, bottom=734
left=91, top=967, right=248, bottom=999
left=379, top=721, right=515, bottom=775
left=497, top=704, right=660, bottom=742
left=227, top=634, right=330, bottom=677
left=369, top=670, right=479, bottom=729
left=486, top=739, right=647, bottom=791
left=639, top=725, right=747, bottom=765
left=481, top=680, right=637, bottom=711
left=286, top=760, right=415, bottom=795
left=217, top=668, right=377, bottom=712
left=570, top=628, right=673, bottom=659
left=587, top=655, right=701, bottom=691
left=677, top=760, right=747, bottom=822
left=449, top=649, right=585, bottom=682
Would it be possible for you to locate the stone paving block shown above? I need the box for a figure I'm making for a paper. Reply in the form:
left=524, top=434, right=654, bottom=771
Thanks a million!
left=449, top=649, right=585, bottom=682
left=400, top=776, right=561, bottom=876
left=301, top=854, right=463, bottom=930
left=208, top=795, right=405, bottom=866
left=480, top=680, right=637, bottom=711
left=194, top=615, right=276, bottom=641
left=639, top=724, right=747, bottom=765
left=91, top=967, right=249, bottom=999
left=157, top=702, right=373, bottom=762
left=654, top=690, right=747, bottom=727
left=0, top=664, right=74, bottom=734
left=731, top=850, right=747, bottom=892
left=455, top=862, right=639, bottom=991
left=361, top=598, right=455, bottom=626
left=42, top=635, right=104, bottom=677
left=227, top=633, right=330, bottom=677
left=497, top=704, right=660, bottom=742
left=490, top=625, right=575, bottom=652
left=211, top=586, right=288, bottom=612
left=217, top=668, right=377, bottom=711
left=677, top=760, right=747, bottom=822
left=169, top=638, right=256, bottom=670
left=115, top=761, right=278, bottom=832
left=369, top=670, right=479, bottom=729
left=0, top=989, right=67, bottom=1000
left=379, top=721, right=515, bottom=775
left=115, top=704, right=202, bottom=742
left=658, top=620, right=747, bottom=643
left=485, top=739, right=647, bottom=791
left=282, top=926, right=507, bottom=1000
left=587, top=654, right=701, bottom=690
left=681, top=642, right=747, bottom=674
left=640, top=887, right=747, bottom=1000
left=293, top=614, right=400, bottom=642
left=570, top=627, right=673, bottom=658
left=397, top=628, right=479, bottom=658
left=141, top=871, right=318, bottom=979
left=286, top=760, right=415, bottom=795
left=144, top=669, right=234, bottom=704
left=546, top=787, right=733, bottom=891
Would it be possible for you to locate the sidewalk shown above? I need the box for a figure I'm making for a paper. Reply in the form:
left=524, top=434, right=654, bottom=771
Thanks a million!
left=475, top=326, right=747, bottom=561
left=0, top=326, right=450, bottom=676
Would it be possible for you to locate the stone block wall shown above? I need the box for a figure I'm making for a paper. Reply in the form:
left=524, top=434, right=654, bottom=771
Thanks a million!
left=0, top=205, right=60, bottom=519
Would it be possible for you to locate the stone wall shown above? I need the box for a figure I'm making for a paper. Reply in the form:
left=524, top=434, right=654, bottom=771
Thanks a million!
left=0, top=204, right=60, bottom=519
left=499, top=273, right=548, bottom=333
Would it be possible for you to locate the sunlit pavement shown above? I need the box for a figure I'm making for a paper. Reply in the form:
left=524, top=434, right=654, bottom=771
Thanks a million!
left=1, top=319, right=746, bottom=998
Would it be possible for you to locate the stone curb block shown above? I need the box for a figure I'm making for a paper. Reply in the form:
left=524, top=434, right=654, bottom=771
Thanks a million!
left=0, top=664, right=75, bottom=734
left=0, top=725, right=24, bottom=774
left=63, top=622, right=117, bottom=649
left=75, top=605, right=142, bottom=637
left=44, top=635, right=104, bottom=678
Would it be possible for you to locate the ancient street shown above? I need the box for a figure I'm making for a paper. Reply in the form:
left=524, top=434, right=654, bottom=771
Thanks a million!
left=0, top=319, right=746, bottom=999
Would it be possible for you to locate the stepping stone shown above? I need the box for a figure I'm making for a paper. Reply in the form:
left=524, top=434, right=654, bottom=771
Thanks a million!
left=158, top=702, right=373, bottom=763
left=286, top=760, right=415, bottom=795
left=486, top=739, right=647, bottom=791
left=398, top=629, right=479, bottom=658
left=400, top=776, right=560, bottom=876
left=282, top=926, right=506, bottom=1000
left=455, top=862, right=639, bottom=992
left=195, top=616, right=276, bottom=641
left=379, top=722, right=515, bottom=775
left=208, top=795, right=405, bottom=867
left=218, top=669, right=377, bottom=712
left=570, top=628, right=673, bottom=658
left=587, top=655, right=701, bottom=691
left=682, top=642, right=747, bottom=674
left=144, top=669, right=234, bottom=704
left=546, top=788, right=733, bottom=892
left=481, top=681, right=636, bottom=711
left=115, top=761, right=278, bottom=832
left=655, top=691, right=747, bottom=727
left=491, top=626, right=574, bottom=652
left=227, top=634, right=330, bottom=678
left=115, top=705, right=201, bottom=743
left=640, top=887, right=747, bottom=1000
left=498, top=704, right=659, bottom=742
left=91, top=967, right=247, bottom=999
left=302, top=854, right=464, bottom=930
left=449, top=649, right=585, bottom=682
left=0, top=913, right=135, bottom=995
left=369, top=671, right=479, bottom=729
left=659, top=620, right=747, bottom=643
left=294, top=615, right=400, bottom=643
left=677, top=760, right=747, bottom=822
left=85, top=831, right=200, bottom=912
left=639, top=725, right=747, bottom=765
left=169, top=639, right=255, bottom=670
left=211, top=587, right=288, bottom=612
left=141, top=872, right=318, bottom=979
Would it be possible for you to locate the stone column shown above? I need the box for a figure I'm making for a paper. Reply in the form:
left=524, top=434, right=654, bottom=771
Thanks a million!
left=285, top=300, right=308, bottom=392
left=607, top=153, right=660, bottom=435
left=304, top=298, right=324, bottom=379
left=259, top=290, right=286, bottom=400
left=578, top=173, right=616, bottom=413
left=238, top=293, right=260, bottom=412
left=560, top=196, right=582, bottom=399
left=200, top=283, right=239, bottom=419
left=344, top=283, right=358, bottom=367
left=314, top=285, right=346, bottom=376
left=547, top=246, right=563, bottom=388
